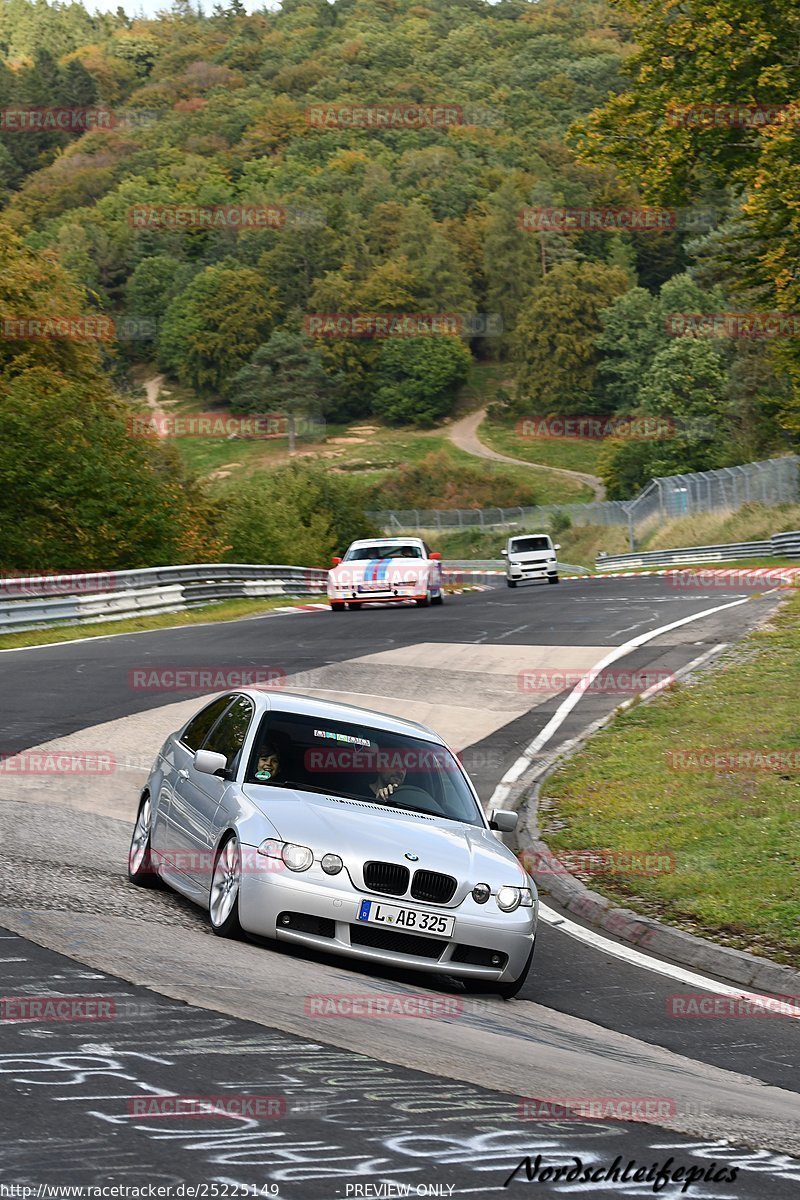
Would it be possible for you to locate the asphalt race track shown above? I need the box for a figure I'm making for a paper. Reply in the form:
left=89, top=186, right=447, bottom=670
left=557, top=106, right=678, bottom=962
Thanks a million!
left=2, top=576, right=799, bottom=1197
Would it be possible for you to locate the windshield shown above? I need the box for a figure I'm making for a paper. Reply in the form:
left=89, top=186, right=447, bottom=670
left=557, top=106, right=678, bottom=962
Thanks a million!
left=245, top=711, right=484, bottom=826
left=509, top=537, right=551, bottom=553
left=344, top=544, right=423, bottom=561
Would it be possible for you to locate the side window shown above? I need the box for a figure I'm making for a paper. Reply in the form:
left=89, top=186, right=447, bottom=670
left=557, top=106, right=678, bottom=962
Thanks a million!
left=182, top=696, right=232, bottom=752
left=203, top=695, right=255, bottom=772
left=423, top=541, right=432, bottom=558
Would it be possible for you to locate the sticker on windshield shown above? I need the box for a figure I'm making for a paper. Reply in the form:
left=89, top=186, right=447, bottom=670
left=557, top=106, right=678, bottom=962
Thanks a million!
left=313, top=728, right=373, bottom=748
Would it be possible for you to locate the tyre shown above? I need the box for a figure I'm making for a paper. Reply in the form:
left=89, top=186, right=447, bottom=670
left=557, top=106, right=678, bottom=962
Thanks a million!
left=497, top=943, right=535, bottom=1000
left=548, top=575, right=560, bottom=585
left=416, top=584, right=432, bottom=607
left=330, top=602, right=345, bottom=612
left=209, top=832, right=243, bottom=938
left=431, top=589, right=444, bottom=606
left=347, top=601, right=363, bottom=610
left=460, top=942, right=535, bottom=1001
left=128, top=795, right=161, bottom=888
left=506, top=579, right=517, bottom=589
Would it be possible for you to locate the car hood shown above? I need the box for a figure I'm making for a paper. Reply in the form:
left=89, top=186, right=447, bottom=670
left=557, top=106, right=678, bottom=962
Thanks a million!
left=241, top=785, right=525, bottom=896
left=329, top=558, right=427, bottom=582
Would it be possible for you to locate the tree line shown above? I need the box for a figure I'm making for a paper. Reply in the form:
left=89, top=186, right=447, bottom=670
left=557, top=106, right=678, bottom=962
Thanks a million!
left=1, top=0, right=798, bottom=570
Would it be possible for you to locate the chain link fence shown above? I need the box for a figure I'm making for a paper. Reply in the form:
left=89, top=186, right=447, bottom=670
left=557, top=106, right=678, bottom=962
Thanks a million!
left=368, top=456, right=800, bottom=547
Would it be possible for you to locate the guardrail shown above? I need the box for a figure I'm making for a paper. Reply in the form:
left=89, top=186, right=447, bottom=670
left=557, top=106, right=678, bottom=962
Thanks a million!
left=594, top=531, right=800, bottom=571
left=445, top=558, right=591, bottom=575
left=0, top=562, right=505, bottom=634
left=0, top=564, right=329, bottom=633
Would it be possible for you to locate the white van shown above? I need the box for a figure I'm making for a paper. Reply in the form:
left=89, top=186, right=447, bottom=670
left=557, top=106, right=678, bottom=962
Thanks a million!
left=502, top=533, right=560, bottom=588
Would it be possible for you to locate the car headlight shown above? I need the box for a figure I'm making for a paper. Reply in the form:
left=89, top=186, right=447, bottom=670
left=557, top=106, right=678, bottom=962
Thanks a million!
left=321, top=853, right=343, bottom=875
left=496, top=886, right=520, bottom=911
left=472, top=883, right=490, bottom=904
left=257, top=838, right=283, bottom=858
left=496, top=886, right=535, bottom=911
left=281, top=843, right=314, bottom=872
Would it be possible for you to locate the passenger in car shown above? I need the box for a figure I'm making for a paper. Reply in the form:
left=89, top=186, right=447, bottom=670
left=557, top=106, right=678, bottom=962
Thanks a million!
left=255, top=744, right=282, bottom=783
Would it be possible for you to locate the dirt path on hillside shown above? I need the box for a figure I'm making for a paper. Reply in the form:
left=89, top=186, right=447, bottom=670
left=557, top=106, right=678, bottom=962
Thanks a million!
left=447, top=407, right=606, bottom=501
left=144, top=374, right=169, bottom=437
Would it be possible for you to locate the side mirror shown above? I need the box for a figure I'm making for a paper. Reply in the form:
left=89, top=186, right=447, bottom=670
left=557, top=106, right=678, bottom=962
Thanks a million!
left=430, top=551, right=442, bottom=560
left=194, top=749, right=229, bottom=778
left=554, top=544, right=561, bottom=551
left=331, top=556, right=342, bottom=566
left=501, top=549, right=508, bottom=557
left=489, top=809, right=518, bottom=833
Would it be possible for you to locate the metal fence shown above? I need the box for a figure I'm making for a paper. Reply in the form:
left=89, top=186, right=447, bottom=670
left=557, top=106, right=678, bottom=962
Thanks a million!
left=368, top=455, right=800, bottom=547
left=595, top=531, right=800, bottom=571
left=368, top=500, right=628, bottom=533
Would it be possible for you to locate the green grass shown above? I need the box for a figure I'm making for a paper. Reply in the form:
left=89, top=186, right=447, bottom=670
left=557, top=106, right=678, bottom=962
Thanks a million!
left=434, top=522, right=631, bottom=566
left=132, top=365, right=593, bottom=504
left=540, top=590, right=800, bottom=966
left=642, top=502, right=800, bottom=552
left=480, top=417, right=605, bottom=477
left=0, top=596, right=307, bottom=651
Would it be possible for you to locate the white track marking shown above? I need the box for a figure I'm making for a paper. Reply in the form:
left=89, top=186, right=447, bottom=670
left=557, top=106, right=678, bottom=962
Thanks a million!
left=539, top=907, right=800, bottom=1019
left=489, top=595, right=750, bottom=806
left=487, top=593, right=793, bottom=1002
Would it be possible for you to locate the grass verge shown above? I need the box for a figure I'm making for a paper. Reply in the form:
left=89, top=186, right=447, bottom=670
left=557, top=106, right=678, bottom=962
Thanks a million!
left=540, top=590, right=800, bottom=966
left=0, top=596, right=310, bottom=651
left=479, top=417, right=605, bottom=477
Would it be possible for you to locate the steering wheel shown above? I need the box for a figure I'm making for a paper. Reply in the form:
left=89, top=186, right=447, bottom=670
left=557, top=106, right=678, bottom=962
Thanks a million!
left=383, top=784, right=446, bottom=816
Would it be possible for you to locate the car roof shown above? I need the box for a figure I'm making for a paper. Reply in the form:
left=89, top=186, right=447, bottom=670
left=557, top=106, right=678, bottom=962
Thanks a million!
left=234, top=688, right=443, bottom=743
left=347, top=536, right=425, bottom=547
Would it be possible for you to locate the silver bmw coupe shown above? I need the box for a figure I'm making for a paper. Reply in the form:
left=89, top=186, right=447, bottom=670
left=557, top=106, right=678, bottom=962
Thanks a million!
left=128, top=689, right=537, bottom=998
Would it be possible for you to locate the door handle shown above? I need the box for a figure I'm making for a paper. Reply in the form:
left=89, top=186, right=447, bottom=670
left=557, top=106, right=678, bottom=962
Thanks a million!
left=178, top=769, right=189, bottom=780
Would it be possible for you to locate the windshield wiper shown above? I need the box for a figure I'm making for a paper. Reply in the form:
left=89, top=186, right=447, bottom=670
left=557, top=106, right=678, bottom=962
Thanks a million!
left=391, top=804, right=452, bottom=819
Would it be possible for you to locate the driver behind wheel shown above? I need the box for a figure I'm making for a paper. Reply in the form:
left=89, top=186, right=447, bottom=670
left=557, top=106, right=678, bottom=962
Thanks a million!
left=369, top=764, right=406, bottom=802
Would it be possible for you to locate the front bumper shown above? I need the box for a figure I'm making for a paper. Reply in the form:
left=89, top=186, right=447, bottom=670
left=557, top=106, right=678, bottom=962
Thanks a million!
left=508, top=563, right=557, bottom=581
left=328, top=585, right=422, bottom=603
left=238, top=857, right=536, bottom=982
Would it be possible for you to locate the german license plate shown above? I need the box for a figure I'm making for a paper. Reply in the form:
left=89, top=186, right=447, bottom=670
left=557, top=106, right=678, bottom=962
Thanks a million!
left=357, top=899, right=454, bottom=937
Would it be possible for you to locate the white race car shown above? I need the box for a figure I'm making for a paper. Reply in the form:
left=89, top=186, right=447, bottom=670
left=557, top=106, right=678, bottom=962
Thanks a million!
left=327, top=537, right=444, bottom=611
